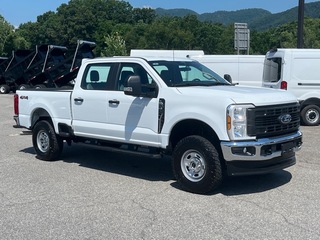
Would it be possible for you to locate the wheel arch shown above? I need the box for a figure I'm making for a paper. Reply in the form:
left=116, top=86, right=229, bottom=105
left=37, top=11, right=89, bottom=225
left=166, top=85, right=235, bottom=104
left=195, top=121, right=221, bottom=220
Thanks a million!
left=169, top=119, right=221, bottom=153
left=31, top=108, right=52, bottom=129
left=300, top=98, right=320, bottom=110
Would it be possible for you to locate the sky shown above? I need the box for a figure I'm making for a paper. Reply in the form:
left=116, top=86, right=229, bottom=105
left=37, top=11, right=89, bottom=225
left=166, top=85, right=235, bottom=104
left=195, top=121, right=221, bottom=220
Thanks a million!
left=0, top=0, right=319, bottom=27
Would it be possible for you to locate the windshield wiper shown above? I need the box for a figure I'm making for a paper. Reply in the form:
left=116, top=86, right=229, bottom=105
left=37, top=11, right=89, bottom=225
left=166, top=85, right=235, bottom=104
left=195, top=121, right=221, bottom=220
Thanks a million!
left=210, top=82, right=231, bottom=86
left=172, top=82, right=231, bottom=87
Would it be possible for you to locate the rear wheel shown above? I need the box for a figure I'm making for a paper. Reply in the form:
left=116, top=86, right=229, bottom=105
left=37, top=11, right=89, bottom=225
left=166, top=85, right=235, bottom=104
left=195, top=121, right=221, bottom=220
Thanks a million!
left=0, top=84, right=10, bottom=94
left=32, top=120, right=63, bottom=160
left=172, top=135, right=222, bottom=194
left=301, top=105, right=320, bottom=126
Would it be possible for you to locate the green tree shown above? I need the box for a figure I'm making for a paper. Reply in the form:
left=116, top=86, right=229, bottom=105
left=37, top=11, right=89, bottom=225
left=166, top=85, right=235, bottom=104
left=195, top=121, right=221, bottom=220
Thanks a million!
left=0, top=16, right=14, bottom=55
left=303, top=18, right=320, bottom=48
left=101, top=32, right=127, bottom=56
left=132, top=7, right=156, bottom=24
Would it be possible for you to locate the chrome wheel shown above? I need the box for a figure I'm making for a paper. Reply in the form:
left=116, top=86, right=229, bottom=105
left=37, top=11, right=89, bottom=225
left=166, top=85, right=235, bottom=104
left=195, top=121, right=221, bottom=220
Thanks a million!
left=306, top=108, right=319, bottom=124
left=181, top=149, right=206, bottom=182
left=37, top=130, right=50, bottom=153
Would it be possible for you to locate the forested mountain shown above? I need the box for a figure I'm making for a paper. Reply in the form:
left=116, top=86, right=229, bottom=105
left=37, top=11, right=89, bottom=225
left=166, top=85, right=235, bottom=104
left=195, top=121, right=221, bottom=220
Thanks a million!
left=251, top=1, right=320, bottom=30
left=155, top=8, right=198, bottom=17
left=198, top=9, right=271, bottom=27
left=155, top=1, right=320, bottom=31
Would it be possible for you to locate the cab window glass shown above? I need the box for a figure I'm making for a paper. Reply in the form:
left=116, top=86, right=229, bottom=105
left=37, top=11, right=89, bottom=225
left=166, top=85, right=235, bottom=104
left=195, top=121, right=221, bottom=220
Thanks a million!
left=81, top=64, right=112, bottom=90
left=116, top=63, right=156, bottom=91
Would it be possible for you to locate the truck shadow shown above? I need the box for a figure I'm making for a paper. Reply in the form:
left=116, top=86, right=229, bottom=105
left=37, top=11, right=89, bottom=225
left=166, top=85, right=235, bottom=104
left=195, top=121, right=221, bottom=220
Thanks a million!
left=217, top=170, right=292, bottom=196
left=59, top=144, right=174, bottom=182
left=20, top=144, right=292, bottom=195
left=170, top=170, right=292, bottom=195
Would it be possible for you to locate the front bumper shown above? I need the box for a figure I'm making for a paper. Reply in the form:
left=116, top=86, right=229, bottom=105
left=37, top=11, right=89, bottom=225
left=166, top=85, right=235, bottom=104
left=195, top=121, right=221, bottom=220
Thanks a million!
left=220, top=131, right=302, bottom=176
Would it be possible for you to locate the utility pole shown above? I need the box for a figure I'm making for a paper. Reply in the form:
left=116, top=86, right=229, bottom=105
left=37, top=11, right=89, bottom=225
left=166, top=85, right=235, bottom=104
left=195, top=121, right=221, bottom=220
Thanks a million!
left=297, top=0, right=304, bottom=48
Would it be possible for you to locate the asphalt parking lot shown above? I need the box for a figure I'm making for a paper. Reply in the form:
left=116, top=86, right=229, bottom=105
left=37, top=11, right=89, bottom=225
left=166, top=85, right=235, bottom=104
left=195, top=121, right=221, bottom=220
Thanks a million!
left=0, top=93, right=319, bottom=240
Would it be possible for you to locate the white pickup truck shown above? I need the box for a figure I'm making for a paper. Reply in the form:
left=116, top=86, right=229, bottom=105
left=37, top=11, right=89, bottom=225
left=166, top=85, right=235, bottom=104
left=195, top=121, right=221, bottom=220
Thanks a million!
left=13, top=56, right=303, bottom=194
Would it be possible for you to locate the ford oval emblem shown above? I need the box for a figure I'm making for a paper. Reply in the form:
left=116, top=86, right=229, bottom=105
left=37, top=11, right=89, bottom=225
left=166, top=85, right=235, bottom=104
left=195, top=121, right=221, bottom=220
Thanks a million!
left=279, top=114, right=292, bottom=124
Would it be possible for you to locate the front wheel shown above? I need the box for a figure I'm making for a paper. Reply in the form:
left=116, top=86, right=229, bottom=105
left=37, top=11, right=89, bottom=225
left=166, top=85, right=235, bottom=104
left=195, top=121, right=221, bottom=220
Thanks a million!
left=172, top=135, right=222, bottom=194
left=32, top=120, right=63, bottom=160
left=301, top=105, right=320, bottom=126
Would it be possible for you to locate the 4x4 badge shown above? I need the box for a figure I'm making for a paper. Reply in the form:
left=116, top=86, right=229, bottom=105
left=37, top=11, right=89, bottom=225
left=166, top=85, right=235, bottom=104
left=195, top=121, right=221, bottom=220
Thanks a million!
left=279, top=114, right=292, bottom=124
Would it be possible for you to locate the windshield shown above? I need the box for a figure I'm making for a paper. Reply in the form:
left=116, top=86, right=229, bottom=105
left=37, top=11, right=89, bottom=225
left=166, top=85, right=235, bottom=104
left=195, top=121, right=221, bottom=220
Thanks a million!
left=263, top=57, right=282, bottom=83
left=148, top=60, right=230, bottom=87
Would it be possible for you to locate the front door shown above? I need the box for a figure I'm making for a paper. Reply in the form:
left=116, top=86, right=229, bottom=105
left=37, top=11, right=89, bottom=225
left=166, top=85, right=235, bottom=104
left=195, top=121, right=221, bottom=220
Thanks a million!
left=106, top=63, right=160, bottom=147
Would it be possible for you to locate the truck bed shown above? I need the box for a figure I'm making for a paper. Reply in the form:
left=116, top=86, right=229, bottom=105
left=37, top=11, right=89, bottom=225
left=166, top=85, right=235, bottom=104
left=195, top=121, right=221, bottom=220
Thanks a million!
left=16, top=88, right=73, bottom=130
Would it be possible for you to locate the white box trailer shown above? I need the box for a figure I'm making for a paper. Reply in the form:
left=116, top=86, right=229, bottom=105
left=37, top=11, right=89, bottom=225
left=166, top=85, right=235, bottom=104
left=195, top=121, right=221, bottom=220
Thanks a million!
left=130, top=50, right=264, bottom=87
left=262, top=48, right=320, bottom=126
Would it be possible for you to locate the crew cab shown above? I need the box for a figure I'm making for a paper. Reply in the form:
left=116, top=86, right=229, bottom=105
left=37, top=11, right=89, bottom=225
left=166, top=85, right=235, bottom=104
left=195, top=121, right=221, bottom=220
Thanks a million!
left=14, top=56, right=303, bottom=194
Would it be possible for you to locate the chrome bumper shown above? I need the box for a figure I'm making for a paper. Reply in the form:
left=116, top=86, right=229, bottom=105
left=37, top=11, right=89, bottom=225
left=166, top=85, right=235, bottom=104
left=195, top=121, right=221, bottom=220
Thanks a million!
left=221, top=131, right=303, bottom=161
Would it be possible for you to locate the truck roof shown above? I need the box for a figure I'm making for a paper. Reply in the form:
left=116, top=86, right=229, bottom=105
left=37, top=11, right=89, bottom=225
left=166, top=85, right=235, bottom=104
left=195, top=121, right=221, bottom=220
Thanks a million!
left=82, top=56, right=195, bottom=64
left=130, top=49, right=204, bottom=58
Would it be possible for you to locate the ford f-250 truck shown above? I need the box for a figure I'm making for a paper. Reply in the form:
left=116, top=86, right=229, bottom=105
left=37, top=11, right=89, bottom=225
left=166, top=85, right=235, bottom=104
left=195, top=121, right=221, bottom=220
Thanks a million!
left=13, top=56, right=303, bottom=194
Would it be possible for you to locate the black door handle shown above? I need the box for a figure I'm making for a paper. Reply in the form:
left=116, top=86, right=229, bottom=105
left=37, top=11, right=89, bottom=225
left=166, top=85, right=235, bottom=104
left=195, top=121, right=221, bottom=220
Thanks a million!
left=109, top=99, right=120, bottom=105
left=74, top=97, right=84, bottom=103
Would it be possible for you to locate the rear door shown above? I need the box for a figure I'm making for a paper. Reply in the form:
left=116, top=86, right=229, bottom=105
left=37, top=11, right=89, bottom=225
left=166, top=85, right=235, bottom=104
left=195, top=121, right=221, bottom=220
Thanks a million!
left=72, top=62, right=116, bottom=138
left=262, top=56, right=283, bottom=89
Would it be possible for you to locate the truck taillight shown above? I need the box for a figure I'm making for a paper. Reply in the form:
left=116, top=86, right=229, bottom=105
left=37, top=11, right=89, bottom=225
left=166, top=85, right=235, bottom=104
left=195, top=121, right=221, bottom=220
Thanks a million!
left=14, top=94, right=19, bottom=115
left=281, top=81, right=288, bottom=90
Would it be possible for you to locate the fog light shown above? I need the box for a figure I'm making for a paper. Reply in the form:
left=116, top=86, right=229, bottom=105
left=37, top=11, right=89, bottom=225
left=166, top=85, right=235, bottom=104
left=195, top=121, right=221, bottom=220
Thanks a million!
left=261, top=146, right=273, bottom=156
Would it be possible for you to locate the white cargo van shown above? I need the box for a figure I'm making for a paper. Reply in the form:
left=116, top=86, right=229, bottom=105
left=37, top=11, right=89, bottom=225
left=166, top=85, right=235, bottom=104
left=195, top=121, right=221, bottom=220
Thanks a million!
left=262, top=48, right=320, bottom=126
left=189, top=55, right=265, bottom=87
left=130, top=50, right=265, bottom=87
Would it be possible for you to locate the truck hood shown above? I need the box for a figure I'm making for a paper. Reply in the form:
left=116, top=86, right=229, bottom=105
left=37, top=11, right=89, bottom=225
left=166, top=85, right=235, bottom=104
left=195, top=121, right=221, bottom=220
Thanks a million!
left=176, top=85, right=297, bottom=106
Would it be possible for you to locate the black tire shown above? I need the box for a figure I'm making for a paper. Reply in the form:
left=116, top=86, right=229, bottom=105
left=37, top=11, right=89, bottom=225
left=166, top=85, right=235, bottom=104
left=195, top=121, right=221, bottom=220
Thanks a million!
left=301, top=105, right=320, bottom=126
left=172, top=135, right=222, bottom=194
left=19, top=84, right=30, bottom=90
left=0, top=84, right=10, bottom=94
left=34, top=84, right=46, bottom=89
left=32, top=120, right=63, bottom=161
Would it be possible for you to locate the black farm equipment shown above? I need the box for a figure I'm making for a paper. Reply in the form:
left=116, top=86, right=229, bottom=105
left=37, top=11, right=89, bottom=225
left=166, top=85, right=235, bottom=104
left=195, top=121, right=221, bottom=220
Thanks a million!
left=0, top=40, right=96, bottom=93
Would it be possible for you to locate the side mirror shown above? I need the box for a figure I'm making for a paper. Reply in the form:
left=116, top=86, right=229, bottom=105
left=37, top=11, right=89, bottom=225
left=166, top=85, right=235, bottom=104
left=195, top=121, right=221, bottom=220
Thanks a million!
left=224, top=74, right=232, bottom=83
left=124, top=75, right=142, bottom=96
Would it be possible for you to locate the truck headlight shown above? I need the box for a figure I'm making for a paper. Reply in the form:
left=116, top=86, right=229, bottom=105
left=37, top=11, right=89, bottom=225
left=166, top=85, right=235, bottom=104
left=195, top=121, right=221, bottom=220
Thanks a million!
left=227, top=104, right=255, bottom=140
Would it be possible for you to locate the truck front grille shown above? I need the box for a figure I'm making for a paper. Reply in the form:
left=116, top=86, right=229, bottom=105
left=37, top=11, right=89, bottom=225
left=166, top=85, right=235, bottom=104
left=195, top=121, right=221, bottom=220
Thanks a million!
left=247, top=103, right=300, bottom=138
